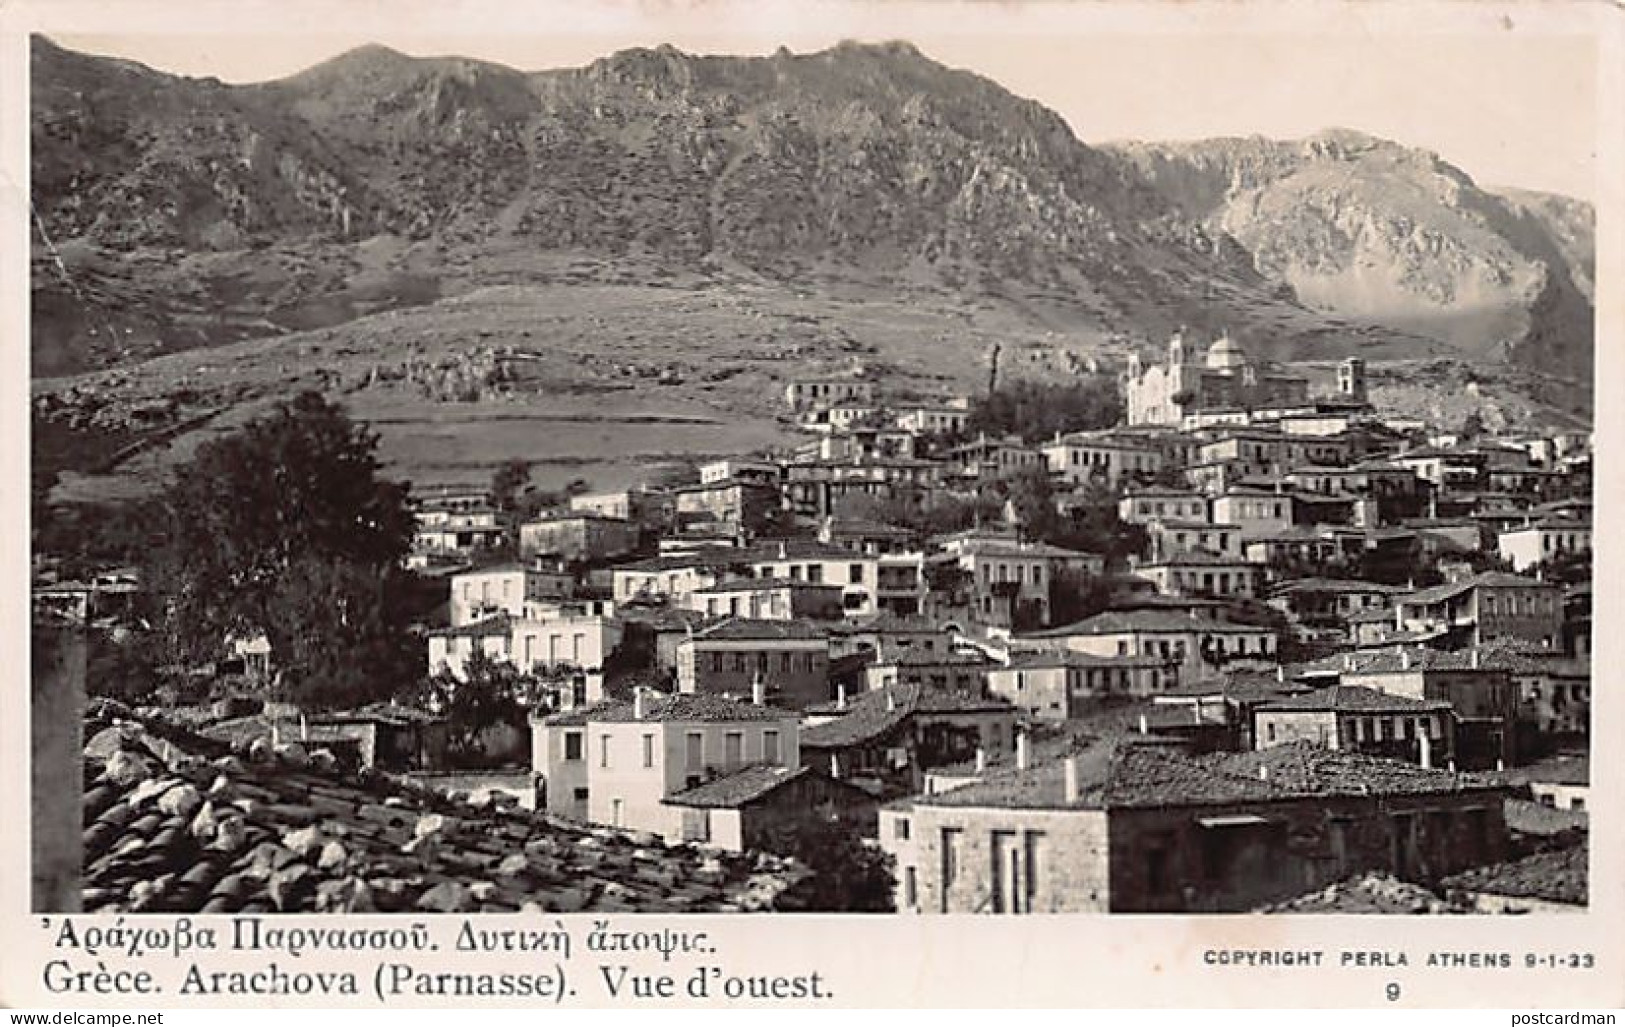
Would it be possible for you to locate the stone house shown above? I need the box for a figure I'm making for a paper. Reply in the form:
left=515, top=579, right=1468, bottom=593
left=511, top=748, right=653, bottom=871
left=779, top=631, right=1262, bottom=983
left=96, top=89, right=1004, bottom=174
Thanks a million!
left=986, top=652, right=1182, bottom=718
left=799, top=681, right=1018, bottom=797
left=675, top=618, right=831, bottom=710
left=532, top=691, right=800, bottom=838
left=518, top=514, right=641, bottom=563
left=881, top=740, right=1509, bottom=913
left=662, top=765, right=879, bottom=852
left=1252, top=685, right=1456, bottom=768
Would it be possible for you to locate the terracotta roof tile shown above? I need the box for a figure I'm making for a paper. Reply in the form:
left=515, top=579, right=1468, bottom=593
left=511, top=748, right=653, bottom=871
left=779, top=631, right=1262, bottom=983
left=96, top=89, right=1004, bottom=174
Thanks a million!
left=79, top=700, right=803, bottom=914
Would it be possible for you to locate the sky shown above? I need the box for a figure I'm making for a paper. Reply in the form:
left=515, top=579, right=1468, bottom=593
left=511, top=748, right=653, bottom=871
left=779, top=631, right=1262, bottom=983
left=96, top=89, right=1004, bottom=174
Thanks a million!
left=45, top=0, right=1601, bottom=199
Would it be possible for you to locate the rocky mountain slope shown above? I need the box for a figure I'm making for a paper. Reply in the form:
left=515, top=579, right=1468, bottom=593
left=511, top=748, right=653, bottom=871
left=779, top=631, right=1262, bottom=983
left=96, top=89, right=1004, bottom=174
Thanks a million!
left=1108, top=131, right=1594, bottom=392
left=33, top=36, right=1446, bottom=382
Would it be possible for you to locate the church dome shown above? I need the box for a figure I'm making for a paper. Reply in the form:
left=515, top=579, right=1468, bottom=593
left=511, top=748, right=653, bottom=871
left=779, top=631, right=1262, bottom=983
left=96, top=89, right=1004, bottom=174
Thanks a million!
left=1205, top=335, right=1249, bottom=370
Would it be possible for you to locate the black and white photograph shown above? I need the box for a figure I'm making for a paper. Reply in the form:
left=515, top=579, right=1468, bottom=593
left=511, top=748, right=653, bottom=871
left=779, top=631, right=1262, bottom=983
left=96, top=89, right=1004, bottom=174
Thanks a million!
left=18, top=0, right=1606, bottom=944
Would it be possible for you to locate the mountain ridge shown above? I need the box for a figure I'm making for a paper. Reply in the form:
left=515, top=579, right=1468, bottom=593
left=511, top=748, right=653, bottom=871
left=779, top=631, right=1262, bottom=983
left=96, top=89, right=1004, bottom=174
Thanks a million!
left=30, top=36, right=1591, bottom=413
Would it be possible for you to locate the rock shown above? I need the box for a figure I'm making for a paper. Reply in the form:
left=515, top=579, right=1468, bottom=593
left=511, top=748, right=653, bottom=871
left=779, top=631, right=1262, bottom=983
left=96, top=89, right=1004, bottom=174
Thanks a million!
left=317, top=840, right=349, bottom=871
left=469, top=881, right=499, bottom=902
left=84, top=726, right=132, bottom=760
left=416, top=881, right=473, bottom=913
left=104, top=751, right=153, bottom=786
left=268, top=864, right=314, bottom=912
left=274, top=742, right=309, bottom=768
left=309, top=749, right=338, bottom=773
left=209, top=817, right=249, bottom=853
left=316, top=877, right=374, bottom=913
left=212, top=756, right=247, bottom=776
left=157, top=783, right=202, bottom=819
left=188, top=802, right=219, bottom=841
left=281, top=826, right=325, bottom=857
left=247, top=738, right=275, bottom=765
left=496, top=853, right=530, bottom=876
left=413, top=813, right=448, bottom=839
left=130, top=777, right=178, bottom=807
left=401, top=834, right=440, bottom=859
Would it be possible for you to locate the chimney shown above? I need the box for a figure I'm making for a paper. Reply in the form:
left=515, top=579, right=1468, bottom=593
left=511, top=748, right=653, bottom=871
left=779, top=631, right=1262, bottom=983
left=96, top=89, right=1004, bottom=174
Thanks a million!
left=1418, top=728, right=1432, bottom=770
left=633, top=687, right=647, bottom=721
left=1016, top=730, right=1030, bottom=771
left=300, top=712, right=309, bottom=742
left=836, top=683, right=848, bottom=709
left=1343, top=653, right=1354, bottom=672
left=885, top=687, right=896, bottom=713
left=1257, top=765, right=1269, bottom=782
left=829, top=753, right=841, bottom=780
left=1138, top=713, right=1149, bottom=736
left=778, top=541, right=787, bottom=560
left=975, top=747, right=987, bottom=773
left=751, top=673, right=765, bottom=706
left=1275, top=665, right=1285, bottom=683
left=1064, top=757, right=1081, bottom=804
left=1400, top=649, right=1410, bottom=671
left=1470, top=649, right=1480, bottom=670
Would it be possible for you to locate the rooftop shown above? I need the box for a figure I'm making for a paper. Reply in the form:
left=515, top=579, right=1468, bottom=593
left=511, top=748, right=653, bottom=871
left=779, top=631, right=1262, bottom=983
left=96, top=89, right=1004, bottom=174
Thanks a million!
left=544, top=693, right=797, bottom=726
left=1441, top=845, right=1588, bottom=906
left=800, top=680, right=1015, bottom=749
left=1257, top=684, right=1453, bottom=714
left=687, top=617, right=830, bottom=642
left=1401, top=572, right=1558, bottom=607
left=661, top=764, right=856, bottom=809
left=79, top=701, right=801, bottom=914
left=908, top=739, right=1502, bottom=812
left=1020, top=610, right=1272, bottom=638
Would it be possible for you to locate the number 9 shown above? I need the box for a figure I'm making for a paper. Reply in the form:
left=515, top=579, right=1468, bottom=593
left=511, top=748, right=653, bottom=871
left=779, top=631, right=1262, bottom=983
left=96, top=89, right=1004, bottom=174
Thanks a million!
left=1386, top=983, right=1402, bottom=1002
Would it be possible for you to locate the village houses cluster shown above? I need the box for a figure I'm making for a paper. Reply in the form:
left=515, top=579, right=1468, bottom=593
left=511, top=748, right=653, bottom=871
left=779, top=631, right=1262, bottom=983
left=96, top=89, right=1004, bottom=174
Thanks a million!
left=40, top=331, right=1594, bottom=914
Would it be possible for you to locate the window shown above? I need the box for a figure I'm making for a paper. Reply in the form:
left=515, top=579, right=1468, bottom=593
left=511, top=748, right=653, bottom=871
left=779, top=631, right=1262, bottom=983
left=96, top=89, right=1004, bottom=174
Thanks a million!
left=904, top=867, right=918, bottom=908
left=724, top=731, right=744, bottom=769
left=710, top=652, right=724, bottom=673
left=564, top=731, right=584, bottom=761
left=599, top=735, right=611, bottom=769
left=940, top=828, right=963, bottom=911
left=763, top=730, right=780, bottom=763
left=849, top=564, right=865, bottom=584
left=642, top=733, right=655, bottom=769
left=894, top=818, right=911, bottom=841
left=685, top=732, right=703, bottom=771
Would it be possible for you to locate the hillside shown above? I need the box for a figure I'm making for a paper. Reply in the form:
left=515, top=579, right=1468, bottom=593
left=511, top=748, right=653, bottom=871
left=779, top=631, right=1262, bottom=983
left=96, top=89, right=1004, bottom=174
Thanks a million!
left=29, top=38, right=1593, bottom=499
left=32, top=36, right=1448, bottom=377
left=1107, top=131, right=1594, bottom=399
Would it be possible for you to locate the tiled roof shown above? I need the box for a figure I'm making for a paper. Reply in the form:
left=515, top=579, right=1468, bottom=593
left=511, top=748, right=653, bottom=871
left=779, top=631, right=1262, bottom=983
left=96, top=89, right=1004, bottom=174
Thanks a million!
left=911, top=738, right=1502, bottom=812
left=1271, top=578, right=1409, bottom=596
left=1107, top=742, right=1502, bottom=808
left=1021, top=610, right=1271, bottom=638
left=1441, top=845, right=1587, bottom=906
left=544, top=693, right=797, bottom=726
left=1502, top=798, right=1588, bottom=838
left=79, top=701, right=803, bottom=914
left=1156, top=672, right=1309, bottom=702
left=662, top=764, right=832, bottom=809
left=998, top=651, right=1174, bottom=671
left=688, top=618, right=829, bottom=642
left=425, top=613, right=513, bottom=639
left=691, top=578, right=843, bottom=594
left=800, top=680, right=1015, bottom=749
left=1260, top=873, right=1456, bottom=914
left=1401, top=572, right=1555, bottom=607
left=1258, top=685, right=1452, bottom=714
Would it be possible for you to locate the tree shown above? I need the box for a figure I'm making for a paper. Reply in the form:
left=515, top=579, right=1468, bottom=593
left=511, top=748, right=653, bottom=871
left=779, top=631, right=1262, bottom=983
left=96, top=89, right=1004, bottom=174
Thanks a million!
left=490, top=459, right=532, bottom=513
left=768, top=818, right=896, bottom=912
left=415, top=650, right=529, bottom=766
left=142, top=391, right=416, bottom=704
left=268, top=557, right=420, bottom=711
left=967, top=377, right=1124, bottom=444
